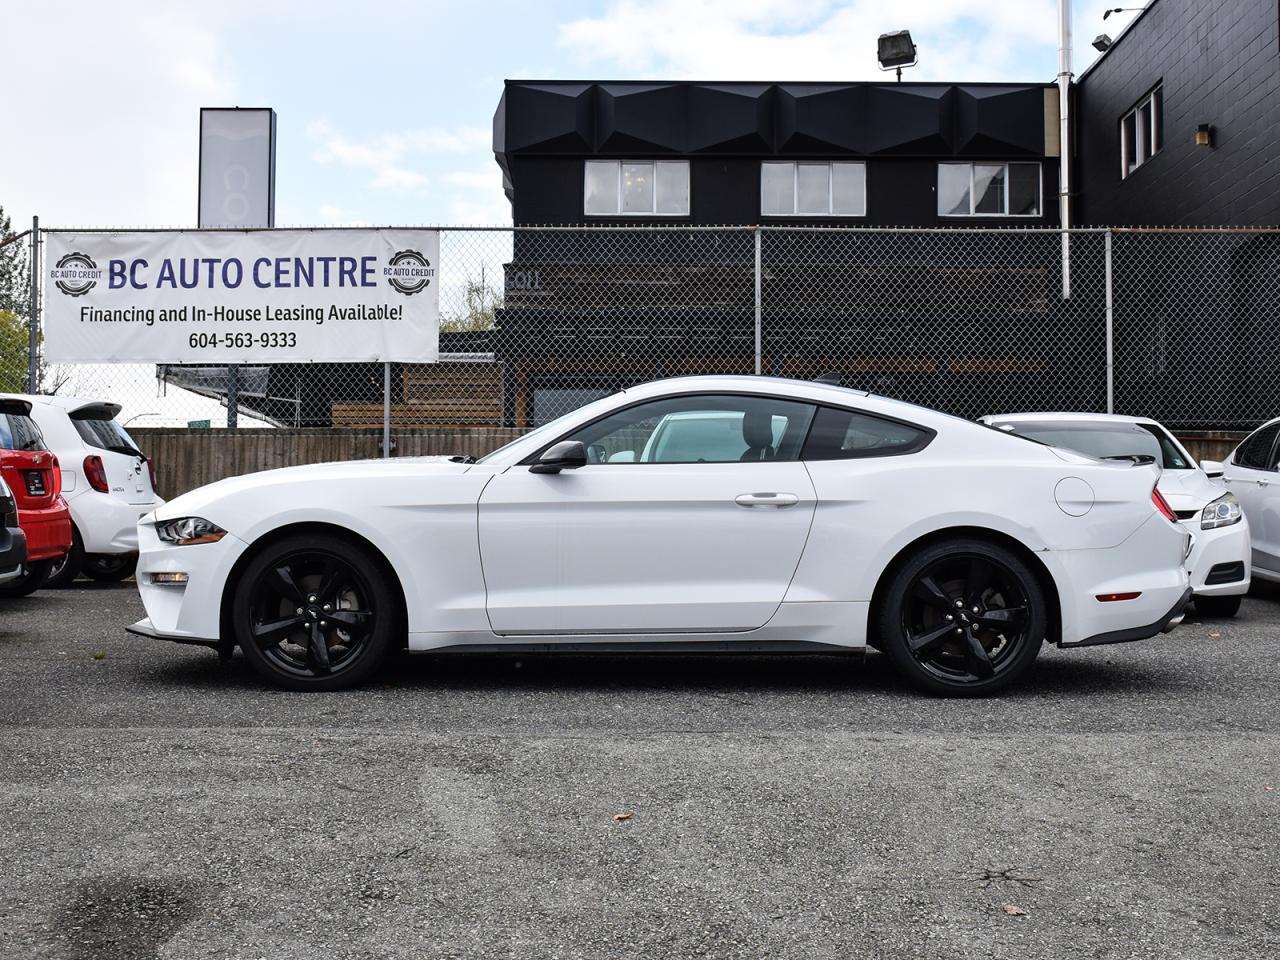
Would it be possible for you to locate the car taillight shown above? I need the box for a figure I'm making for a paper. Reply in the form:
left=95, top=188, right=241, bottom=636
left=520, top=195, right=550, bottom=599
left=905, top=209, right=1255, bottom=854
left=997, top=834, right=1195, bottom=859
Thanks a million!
left=1152, top=487, right=1178, bottom=523
left=84, top=455, right=109, bottom=493
left=50, top=454, right=62, bottom=496
left=146, top=457, right=157, bottom=491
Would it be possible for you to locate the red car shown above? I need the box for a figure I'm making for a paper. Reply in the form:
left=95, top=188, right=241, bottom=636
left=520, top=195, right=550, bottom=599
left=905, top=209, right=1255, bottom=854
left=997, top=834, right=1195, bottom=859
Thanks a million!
left=0, top=398, right=71, bottom=597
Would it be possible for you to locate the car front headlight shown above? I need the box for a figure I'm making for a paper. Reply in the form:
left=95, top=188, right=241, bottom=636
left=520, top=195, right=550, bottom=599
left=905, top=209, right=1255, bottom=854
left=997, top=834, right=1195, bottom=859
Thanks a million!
left=1201, top=493, right=1243, bottom=530
left=155, top=517, right=227, bottom=545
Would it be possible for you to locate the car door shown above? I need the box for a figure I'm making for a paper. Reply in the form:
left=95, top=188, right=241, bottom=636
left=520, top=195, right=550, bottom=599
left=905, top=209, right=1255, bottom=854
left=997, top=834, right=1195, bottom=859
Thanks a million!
left=477, top=393, right=819, bottom=635
left=1224, top=421, right=1280, bottom=573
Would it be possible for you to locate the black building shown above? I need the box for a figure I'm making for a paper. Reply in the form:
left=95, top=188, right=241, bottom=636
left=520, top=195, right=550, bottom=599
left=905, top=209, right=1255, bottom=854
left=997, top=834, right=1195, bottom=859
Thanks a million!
left=1076, top=0, right=1280, bottom=226
left=494, top=80, right=1062, bottom=227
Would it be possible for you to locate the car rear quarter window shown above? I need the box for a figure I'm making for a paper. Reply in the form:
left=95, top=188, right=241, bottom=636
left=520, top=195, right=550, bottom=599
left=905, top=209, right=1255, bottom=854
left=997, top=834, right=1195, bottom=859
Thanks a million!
left=802, top=406, right=934, bottom=460
left=1233, top=423, right=1280, bottom=470
left=0, top=413, right=46, bottom=452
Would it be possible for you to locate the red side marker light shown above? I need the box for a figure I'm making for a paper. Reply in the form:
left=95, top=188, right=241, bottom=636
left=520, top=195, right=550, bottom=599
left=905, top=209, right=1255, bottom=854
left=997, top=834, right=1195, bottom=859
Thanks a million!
left=1152, top=488, right=1178, bottom=523
left=1096, top=592, right=1142, bottom=602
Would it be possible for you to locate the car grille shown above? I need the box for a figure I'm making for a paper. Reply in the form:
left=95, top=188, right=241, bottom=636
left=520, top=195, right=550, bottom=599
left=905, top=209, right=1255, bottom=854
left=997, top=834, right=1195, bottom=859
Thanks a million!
left=1175, top=509, right=1198, bottom=521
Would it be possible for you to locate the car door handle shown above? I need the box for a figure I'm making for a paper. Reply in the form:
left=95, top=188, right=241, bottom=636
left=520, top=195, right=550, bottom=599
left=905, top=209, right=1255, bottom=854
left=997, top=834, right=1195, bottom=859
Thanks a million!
left=735, top=492, right=799, bottom=508
left=1260, top=478, right=1270, bottom=487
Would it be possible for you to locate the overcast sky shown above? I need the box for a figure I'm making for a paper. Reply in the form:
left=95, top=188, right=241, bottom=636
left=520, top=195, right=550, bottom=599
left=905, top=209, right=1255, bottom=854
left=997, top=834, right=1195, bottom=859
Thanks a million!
left=3, top=0, right=1143, bottom=232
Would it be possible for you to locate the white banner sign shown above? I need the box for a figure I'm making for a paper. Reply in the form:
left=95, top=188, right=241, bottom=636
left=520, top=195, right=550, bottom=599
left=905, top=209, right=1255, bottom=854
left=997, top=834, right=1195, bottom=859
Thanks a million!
left=43, top=229, right=439, bottom=363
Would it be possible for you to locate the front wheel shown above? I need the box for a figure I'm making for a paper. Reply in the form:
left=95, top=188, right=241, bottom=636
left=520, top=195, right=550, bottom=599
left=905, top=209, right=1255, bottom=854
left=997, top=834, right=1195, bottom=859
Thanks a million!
left=231, top=534, right=397, bottom=691
left=1194, top=594, right=1241, bottom=618
left=0, top=559, right=54, bottom=598
left=877, top=539, right=1047, bottom=697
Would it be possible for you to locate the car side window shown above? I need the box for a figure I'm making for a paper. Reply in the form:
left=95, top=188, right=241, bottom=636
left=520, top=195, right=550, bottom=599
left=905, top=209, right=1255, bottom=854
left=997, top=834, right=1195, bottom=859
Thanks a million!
left=1233, top=423, right=1280, bottom=470
left=802, top=406, right=934, bottom=460
left=562, top=394, right=817, bottom=464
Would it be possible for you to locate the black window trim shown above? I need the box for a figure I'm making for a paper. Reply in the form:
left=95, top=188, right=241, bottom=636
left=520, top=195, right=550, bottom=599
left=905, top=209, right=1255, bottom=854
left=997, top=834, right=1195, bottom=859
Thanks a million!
left=519, top=391, right=935, bottom=466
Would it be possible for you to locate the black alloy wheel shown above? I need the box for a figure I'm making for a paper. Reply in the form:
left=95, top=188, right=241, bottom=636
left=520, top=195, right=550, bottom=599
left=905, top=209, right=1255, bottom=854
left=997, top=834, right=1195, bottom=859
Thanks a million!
left=879, top=539, right=1046, bottom=696
left=44, top=528, right=86, bottom=588
left=81, top=552, right=138, bottom=582
left=0, top=559, right=54, bottom=598
left=232, top=534, right=396, bottom=691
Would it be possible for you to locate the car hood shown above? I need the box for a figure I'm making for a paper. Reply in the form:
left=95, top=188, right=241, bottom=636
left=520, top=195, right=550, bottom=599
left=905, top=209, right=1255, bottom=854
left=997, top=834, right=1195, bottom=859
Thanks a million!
left=1156, top=469, right=1224, bottom=512
left=152, top=456, right=472, bottom=521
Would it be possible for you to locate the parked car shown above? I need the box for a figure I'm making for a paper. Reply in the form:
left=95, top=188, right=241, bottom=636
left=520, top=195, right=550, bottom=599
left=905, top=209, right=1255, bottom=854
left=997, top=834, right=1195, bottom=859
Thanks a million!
left=0, top=475, right=27, bottom=586
left=2, top=395, right=163, bottom=587
left=980, top=413, right=1250, bottom=618
left=1201, top=417, right=1280, bottom=586
left=0, top=398, right=72, bottom=597
left=130, top=376, right=1192, bottom=696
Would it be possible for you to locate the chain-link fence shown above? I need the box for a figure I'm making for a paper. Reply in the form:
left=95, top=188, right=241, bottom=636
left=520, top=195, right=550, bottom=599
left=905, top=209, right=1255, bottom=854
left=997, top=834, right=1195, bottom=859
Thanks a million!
left=11, top=225, right=1280, bottom=432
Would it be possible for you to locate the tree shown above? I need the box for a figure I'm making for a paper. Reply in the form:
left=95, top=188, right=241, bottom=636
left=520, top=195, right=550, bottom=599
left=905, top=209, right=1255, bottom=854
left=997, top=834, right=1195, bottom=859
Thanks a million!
left=0, top=309, right=27, bottom=392
left=441, top=276, right=502, bottom=333
left=0, top=204, right=30, bottom=320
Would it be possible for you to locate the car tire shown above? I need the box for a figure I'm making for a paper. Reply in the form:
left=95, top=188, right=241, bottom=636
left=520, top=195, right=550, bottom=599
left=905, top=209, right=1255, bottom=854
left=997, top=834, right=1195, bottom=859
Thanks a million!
left=877, top=538, right=1047, bottom=697
left=81, top=553, right=138, bottom=582
left=44, top=529, right=86, bottom=588
left=232, top=533, right=397, bottom=692
left=0, top=559, right=55, bottom=598
left=1194, top=594, right=1241, bottom=618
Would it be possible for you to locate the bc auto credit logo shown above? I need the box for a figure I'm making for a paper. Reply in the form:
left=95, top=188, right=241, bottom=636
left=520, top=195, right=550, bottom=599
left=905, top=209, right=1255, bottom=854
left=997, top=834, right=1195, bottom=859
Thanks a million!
left=50, top=252, right=103, bottom=297
left=384, top=249, right=435, bottom=296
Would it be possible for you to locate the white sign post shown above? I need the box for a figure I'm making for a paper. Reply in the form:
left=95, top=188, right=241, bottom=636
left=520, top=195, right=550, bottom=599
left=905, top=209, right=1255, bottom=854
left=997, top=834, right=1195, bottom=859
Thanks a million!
left=42, top=229, right=440, bottom=364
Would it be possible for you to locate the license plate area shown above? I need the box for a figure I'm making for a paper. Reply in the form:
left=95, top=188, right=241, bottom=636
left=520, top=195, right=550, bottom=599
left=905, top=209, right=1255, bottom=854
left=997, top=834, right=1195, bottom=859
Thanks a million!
left=24, top=471, right=46, bottom=497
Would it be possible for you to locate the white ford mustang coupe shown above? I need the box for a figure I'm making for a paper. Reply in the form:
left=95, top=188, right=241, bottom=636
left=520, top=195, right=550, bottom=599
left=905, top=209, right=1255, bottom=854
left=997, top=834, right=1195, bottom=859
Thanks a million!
left=130, top=376, right=1192, bottom=696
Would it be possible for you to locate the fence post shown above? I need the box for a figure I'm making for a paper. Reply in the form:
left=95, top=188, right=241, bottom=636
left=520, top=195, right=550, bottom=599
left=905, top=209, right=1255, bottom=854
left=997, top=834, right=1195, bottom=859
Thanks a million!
left=753, top=226, right=762, bottom=375
left=382, top=361, right=391, bottom=458
left=27, top=216, right=38, bottom=393
left=1104, top=228, right=1114, bottom=414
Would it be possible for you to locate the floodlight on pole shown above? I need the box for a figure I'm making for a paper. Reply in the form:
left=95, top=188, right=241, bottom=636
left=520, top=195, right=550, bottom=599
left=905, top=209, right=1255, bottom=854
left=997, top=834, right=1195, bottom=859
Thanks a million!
left=877, top=30, right=917, bottom=82
left=1103, top=7, right=1144, bottom=20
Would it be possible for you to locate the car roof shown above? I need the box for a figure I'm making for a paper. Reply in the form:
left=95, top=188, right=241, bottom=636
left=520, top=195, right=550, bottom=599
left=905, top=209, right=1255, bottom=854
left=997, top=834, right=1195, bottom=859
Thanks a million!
left=0, top=393, right=122, bottom=418
left=980, top=411, right=1161, bottom=428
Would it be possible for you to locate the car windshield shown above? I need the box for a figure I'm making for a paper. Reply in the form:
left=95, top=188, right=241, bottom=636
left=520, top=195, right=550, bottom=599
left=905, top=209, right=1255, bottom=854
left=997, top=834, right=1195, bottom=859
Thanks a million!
left=0, top=412, right=47, bottom=452
left=71, top=411, right=142, bottom=457
left=989, top=420, right=1192, bottom=469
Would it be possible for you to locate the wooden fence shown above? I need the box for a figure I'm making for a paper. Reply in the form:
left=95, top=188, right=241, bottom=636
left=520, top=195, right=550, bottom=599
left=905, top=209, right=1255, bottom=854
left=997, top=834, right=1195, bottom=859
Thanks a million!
left=129, top=426, right=1247, bottom=501
left=131, top=427, right=523, bottom=500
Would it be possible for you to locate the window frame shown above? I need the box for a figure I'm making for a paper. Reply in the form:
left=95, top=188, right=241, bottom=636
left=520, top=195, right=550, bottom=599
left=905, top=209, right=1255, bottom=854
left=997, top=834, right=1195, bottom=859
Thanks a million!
left=760, top=161, right=868, bottom=218
left=521, top=392, right=935, bottom=467
left=1120, top=84, right=1163, bottom=179
left=936, top=161, right=1042, bottom=218
left=1232, top=422, right=1280, bottom=471
left=583, top=159, right=691, bottom=217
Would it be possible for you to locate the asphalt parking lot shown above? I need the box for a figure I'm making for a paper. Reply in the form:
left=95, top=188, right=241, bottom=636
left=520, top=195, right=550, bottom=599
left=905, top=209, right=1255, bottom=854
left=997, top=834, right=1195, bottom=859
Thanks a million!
left=0, top=584, right=1277, bottom=960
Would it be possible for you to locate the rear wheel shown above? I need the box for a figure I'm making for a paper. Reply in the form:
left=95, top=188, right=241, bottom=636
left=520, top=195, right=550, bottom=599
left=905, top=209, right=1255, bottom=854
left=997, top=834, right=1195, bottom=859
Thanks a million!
left=878, top=539, right=1047, bottom=696
left=1194, top=594, right=1241, bottom=618
left=44, top=529, right=86, bottom=588
left=81, top=553, right=138, bottom=582
left=0, top=559, right=54, bottom=598
left=232, top=534, right=396, bottom=691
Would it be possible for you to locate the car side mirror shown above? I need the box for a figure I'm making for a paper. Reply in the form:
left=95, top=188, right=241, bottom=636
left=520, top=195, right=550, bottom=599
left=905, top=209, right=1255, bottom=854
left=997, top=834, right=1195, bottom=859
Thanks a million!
left=1200, top=459, right=1224, bottom=477
left=529, top=440, right=588, bottom=474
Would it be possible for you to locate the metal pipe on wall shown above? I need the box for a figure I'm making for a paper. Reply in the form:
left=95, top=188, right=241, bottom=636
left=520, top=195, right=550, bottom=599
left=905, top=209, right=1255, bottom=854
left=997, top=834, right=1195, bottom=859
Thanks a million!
left=27, top=217, right=38, bottom=393
left=1058, top=0, right=1073, bottom=300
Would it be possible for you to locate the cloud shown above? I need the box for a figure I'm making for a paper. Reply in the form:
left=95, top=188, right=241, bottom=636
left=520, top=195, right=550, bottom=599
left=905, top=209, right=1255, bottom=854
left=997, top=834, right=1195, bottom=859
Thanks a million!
left=558, top=0, right=1077, bottom=82
left=307, top=120, right=491, bottom=194
left=0, top=3, right=236, bottom=228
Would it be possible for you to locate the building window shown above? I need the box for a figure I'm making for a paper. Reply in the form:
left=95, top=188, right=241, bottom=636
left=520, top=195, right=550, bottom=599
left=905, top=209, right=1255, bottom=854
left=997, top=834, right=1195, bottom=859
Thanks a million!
left=937, top=162, right=1041, bottom=217
left=584, top=160, right=690, bottom=216
left=761, top=162, right=866, bottom=217
left=1121, top=85, right=1163, bottom=178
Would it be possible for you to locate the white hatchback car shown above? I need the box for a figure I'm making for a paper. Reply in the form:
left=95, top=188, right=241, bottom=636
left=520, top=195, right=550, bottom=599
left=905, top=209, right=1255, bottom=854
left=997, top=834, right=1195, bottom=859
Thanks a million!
left=980, top=413, right=1250, bottom=617
left=130, top=376, right=1191, bottom=696
left=4, top=395, right=164, bottom=586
